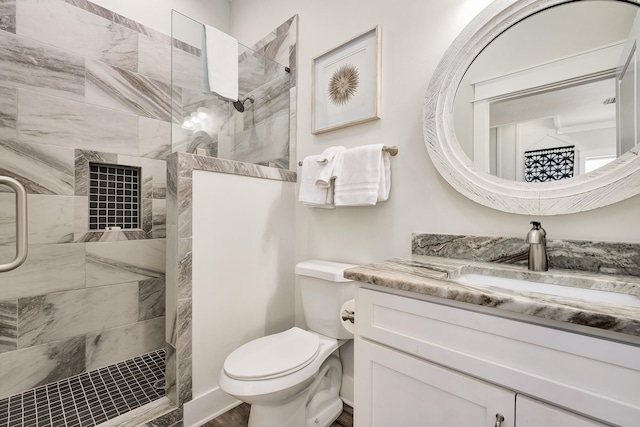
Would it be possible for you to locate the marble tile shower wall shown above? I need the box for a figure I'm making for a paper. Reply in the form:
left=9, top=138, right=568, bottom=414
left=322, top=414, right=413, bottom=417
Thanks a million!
left=0, top=0, right=173, bottom=399
left=228, top=49, right=291, bottom=168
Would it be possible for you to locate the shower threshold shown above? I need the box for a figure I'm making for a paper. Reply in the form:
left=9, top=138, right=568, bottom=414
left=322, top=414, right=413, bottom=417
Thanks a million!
left=0, top=349, right=166, bottom=427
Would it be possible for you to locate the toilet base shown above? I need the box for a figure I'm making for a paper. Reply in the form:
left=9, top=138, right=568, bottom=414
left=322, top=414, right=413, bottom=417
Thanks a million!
left=247, top=355, right=343, bottom=427
left=248, top=391, right=307, bottom=427
left=305, top=390, right=343, bottom=427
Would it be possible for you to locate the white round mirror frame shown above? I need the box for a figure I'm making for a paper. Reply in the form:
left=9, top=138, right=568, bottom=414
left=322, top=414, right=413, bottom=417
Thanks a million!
left=423, top=0, right=640, bottom=215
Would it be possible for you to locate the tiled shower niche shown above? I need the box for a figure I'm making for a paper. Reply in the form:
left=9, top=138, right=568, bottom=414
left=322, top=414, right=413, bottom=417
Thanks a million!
left=74, top=149, right=166, bottom=243
left=88, top=163, right=141, bottom=231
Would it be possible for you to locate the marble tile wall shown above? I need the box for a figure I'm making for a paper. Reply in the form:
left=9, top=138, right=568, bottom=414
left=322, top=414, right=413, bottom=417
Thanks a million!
left=228, top=42, right=292, bottom=169
left=0, top=0, right=15, bottom=33
left=0, top=0, right=170, bottom=400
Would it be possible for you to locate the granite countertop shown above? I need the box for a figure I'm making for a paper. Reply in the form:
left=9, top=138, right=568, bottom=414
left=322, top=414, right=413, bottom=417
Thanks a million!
left=344, top=254, right=640, bottom=338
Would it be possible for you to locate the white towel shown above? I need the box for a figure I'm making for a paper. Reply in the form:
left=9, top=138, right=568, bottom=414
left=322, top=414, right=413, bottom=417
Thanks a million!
left=298, top=155, right=335, bottom=208
left=202, top=24, right=238, bottom=100
left=317, top=146, right=346, bottom=165
left=334, top=144, right=391, bottom=206
left=315, top=146, right=346, bottom=189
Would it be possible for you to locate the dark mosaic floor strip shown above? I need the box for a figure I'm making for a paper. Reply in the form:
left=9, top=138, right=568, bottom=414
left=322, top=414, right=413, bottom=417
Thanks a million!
left=0, top=349, right=165, bottom=427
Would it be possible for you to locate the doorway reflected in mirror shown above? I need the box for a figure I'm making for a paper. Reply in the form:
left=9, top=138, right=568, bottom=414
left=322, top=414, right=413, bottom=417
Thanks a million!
left=454, top=0, right=639, bottom=182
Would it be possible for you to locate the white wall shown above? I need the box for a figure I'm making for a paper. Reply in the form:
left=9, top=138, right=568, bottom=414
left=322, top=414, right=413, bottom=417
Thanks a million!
left=191, top=171, right=296, bottom=400
left=227, top=0, right=640, bottom=272
left=93, top=0, right=230, bottom=34
left=187, top=170, right=297, bottom=425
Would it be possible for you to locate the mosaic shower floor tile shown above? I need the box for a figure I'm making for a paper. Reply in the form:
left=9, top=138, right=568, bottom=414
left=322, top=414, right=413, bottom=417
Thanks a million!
left=0, top=349, right=165, bottom=427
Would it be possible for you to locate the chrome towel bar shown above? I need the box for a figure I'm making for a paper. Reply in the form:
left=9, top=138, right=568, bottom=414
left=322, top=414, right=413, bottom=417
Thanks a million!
left=298, top=145, right=398, bottom=167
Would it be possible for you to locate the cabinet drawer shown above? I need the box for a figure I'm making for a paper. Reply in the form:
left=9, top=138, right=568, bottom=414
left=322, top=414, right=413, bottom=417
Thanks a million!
left=355, top=286, right=640, bottom=426
left=516, top=395, right=609, bottom=426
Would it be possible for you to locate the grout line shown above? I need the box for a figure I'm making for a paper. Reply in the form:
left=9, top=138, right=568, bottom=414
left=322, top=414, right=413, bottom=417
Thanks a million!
left=105, top=363, right=133, bottom=415
left=91, top=369, right=118, bottom=419
left=58, top=382, right=71, bottom=427
left=19, top=392, right=24, bottom=427
left=77, top=374, right=97, bottom=426
left=68, top=378, right=83, bottom=427
left=45, top=382, right=53, bottom=427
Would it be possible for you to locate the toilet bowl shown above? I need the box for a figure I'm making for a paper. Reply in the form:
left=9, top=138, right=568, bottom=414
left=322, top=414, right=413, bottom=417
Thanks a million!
left=218, top=260, right=356, bottom=427
left=219, top=328, right=345, bottom=427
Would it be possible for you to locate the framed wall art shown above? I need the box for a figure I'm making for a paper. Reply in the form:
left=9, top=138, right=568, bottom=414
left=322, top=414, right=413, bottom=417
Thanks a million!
left=312, top=26, right=381, bottom=134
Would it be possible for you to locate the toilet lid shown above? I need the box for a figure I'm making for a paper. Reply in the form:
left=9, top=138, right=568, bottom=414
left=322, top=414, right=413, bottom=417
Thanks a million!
left=224, top=327, right=320, bottom=380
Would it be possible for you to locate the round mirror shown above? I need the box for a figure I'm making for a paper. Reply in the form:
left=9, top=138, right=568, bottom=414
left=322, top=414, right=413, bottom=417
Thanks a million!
left=424, top=0, right=640, bottom=215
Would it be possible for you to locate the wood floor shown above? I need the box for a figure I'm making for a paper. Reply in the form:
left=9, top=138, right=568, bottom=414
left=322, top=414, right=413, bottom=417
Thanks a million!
left=203, top=402, right=353, bottom=427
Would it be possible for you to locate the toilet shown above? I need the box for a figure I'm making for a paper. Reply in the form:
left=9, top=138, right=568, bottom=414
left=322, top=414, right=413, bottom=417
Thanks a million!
left=218, top=260, right=357, bottom=427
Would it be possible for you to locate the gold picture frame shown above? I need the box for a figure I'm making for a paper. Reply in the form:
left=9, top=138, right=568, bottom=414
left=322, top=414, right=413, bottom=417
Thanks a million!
left=312, top=26, right=381, bottom=134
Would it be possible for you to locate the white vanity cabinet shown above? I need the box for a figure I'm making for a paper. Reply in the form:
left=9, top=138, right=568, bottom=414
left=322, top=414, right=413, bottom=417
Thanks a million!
left=356, top=338, right=515, bottom=426
left=353, top=286, right=640, bottom=426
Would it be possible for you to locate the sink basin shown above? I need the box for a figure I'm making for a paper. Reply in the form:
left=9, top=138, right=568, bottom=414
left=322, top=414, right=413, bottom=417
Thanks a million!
left=457, top=273, right=640, bottom=308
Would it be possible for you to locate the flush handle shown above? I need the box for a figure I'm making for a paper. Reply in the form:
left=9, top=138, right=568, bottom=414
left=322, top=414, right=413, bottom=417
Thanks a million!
left=341, top=310, right=355, bottom=324
left=495, top=413, right=505, bottom=427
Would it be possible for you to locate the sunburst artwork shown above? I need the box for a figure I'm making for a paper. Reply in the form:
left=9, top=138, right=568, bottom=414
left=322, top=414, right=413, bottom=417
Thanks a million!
left=312, top=26, right=381, bottom=133
left=328, top=64, right=359, bottom=106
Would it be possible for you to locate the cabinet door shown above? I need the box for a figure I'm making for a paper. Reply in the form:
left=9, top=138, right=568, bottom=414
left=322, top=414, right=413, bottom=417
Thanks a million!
left=355, top=339, right=515, bottom=427
left=516, top=395, right=609, bottom=426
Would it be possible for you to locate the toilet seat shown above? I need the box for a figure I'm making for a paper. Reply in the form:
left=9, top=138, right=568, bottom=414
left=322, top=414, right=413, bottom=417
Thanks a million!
left=224, top=327, right=320, bottom=380
left=219, top=329, right=341, bottom=404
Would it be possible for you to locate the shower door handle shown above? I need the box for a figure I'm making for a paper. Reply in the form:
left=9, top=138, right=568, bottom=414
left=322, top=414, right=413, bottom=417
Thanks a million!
left=0, top=176, right=28, bottom=272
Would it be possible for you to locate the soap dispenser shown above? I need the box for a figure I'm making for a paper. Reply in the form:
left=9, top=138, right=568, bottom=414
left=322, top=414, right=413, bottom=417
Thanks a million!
left=526, top=221, right=548, bottom=271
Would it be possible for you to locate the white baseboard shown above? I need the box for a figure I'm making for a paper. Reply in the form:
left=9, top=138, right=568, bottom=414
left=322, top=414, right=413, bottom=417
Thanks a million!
left=183, top=377, right=354, bottom=426
left=183, top=387, right=241, bottom=427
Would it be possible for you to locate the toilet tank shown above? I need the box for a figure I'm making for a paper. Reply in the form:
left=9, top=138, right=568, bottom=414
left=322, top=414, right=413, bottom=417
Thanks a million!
left=295, top=260, right=357, bottom=340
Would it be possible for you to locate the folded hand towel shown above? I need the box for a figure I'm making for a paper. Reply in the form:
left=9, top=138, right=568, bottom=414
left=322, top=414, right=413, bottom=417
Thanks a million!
left=202, top=24, right=238, bottom=100
left=334, top=144, right=391, bottom=206
left=298, top=155, right=334, bottom=208
left=315, top=146, right=346, bottom=189
left=317, top=146, right=346, bottom=165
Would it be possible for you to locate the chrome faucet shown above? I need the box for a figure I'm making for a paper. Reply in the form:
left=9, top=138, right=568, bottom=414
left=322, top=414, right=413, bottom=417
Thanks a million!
left=526, top=221, right=548, bottom=271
